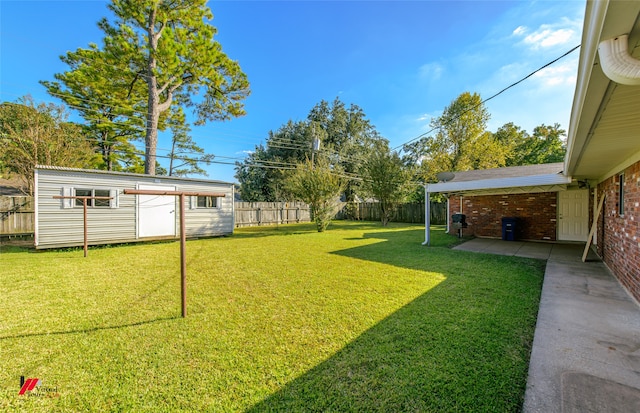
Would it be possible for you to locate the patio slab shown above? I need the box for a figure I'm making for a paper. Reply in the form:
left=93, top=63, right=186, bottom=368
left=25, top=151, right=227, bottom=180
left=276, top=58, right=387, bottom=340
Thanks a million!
left=453, top=238, right=640, bottom=413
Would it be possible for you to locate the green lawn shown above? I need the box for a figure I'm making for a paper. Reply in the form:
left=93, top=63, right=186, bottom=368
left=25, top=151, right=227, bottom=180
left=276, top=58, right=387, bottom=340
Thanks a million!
left=0, top=222, right=544, bottom=412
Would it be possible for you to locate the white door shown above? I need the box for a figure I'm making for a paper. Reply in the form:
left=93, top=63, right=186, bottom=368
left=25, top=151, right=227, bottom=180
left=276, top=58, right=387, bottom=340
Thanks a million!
left=558, top=190, right=589, bottom=241
left=138, top=184, right=176, bottom=238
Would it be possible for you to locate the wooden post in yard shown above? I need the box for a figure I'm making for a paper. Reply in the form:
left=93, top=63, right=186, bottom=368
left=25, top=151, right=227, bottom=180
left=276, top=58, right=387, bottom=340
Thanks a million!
left=179, top=193, right=187, bottom=317
left=53, top=195, right=113, bottom=257
left=123, top=189, right=226, bottom=318
left=582, top=194, right=606, bottom=262
left=83, top=198, right=88, bottom=257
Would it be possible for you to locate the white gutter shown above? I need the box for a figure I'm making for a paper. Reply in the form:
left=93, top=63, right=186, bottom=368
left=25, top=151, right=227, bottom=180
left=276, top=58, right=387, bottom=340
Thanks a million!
left=598, top=34, right=640, bottom=85
left=564, top=0, right=609, bottom=175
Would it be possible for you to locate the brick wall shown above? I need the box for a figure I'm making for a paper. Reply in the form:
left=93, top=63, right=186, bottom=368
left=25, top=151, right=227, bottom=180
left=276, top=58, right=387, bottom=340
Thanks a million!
left=596, top=160, right=640, bottom=302
left=448, top=192, right=557, bottom=240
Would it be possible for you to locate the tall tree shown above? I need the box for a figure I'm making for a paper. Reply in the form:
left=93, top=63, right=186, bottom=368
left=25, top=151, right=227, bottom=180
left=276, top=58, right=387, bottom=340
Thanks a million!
left=516, top=123, right=566, bottom=165
left=235, top=120, right=315, bottom=201
left=493, top=122, right=529, bottom=167
left=41, top=44, right=145, bottom=171
left=0, top=97, right=96, bottom=194
left=307, top=98, right=379, bottom=202
left=360, top=143, right=412, bottom=226
left=166, top=109, right=213, bottom=177
left=49, top=0, right=250, bottom=175
left=236, top=97, right=384, bottom=202
left=404, top=92, right=508, bottom=183
left=285, top=156, right=345, bottom=232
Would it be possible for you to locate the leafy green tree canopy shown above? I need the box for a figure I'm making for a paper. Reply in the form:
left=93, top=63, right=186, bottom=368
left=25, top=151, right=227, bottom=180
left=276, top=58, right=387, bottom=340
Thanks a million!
left=284, top=156, right=345, bottom=232
left=235, top=97, right=383, bottom=202
left=47, top=0, right=250, bottom=175
left=360, top=143, right=413, bottom=226
left=0, top=97, right=97, bottom=194
left=515, top=123, right=566, bottom=165
left=41, top=44, right=146, bottom=172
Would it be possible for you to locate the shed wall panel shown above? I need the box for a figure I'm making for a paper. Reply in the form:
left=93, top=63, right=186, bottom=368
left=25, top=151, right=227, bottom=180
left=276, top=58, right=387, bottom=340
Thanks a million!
left=35, top=168, right=234, bottom=249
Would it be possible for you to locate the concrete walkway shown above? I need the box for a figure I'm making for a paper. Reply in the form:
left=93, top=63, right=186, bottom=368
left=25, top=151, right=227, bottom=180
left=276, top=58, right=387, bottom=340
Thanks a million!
left=454, top=238, right=640, bottom=412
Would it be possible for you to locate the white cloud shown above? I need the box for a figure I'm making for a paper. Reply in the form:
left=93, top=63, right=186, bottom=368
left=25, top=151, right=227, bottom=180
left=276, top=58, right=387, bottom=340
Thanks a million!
left=512, top=25, right=527, bottom=36
left=532, top=62, right=577, bottom=87
left=524, top=26, right=575, bottom=48
left=416, top=110, right=442, bottom=124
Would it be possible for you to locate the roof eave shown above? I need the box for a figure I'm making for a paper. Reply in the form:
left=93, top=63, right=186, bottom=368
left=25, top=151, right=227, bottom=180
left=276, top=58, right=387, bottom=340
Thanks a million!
left=34, top=165, right=234, bottom=186
left=564, top=0, right=610, bottom=177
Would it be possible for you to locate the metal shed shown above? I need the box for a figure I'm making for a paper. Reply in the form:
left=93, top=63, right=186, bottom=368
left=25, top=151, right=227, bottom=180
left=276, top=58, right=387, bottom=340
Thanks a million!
left=34, top=166, right=234, bottom=249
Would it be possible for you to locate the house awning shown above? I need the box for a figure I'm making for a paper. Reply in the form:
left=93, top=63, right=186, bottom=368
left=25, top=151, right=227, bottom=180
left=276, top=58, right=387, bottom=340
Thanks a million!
left=425, top=163, right=571, bottom=196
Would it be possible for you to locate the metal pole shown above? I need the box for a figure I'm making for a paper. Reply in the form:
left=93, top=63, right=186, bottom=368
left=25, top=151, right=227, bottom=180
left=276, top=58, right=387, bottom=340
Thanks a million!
left=423, top=191, right=431, bottom=246
left=180, top=193, right=187, bottom=317
left=83, top=198, right=88, bottom=257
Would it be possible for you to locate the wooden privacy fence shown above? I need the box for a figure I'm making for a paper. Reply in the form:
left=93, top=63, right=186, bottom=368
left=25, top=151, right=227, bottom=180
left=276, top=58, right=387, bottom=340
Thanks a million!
left=340, top=202, right=447, bottom=225
left=0, top=196, right=34, bottom=235
left=235, top=202, right=312, bottom=227
left=1, top=198, right=446, bottom=235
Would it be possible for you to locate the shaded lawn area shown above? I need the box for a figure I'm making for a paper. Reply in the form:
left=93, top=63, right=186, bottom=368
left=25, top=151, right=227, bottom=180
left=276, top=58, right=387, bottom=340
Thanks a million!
left=0, top=222, right=544, bottom=412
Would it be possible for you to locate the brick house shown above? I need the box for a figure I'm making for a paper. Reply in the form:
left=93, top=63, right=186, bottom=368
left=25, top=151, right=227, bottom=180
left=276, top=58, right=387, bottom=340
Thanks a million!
left=425, top=0, right=640, bottom=303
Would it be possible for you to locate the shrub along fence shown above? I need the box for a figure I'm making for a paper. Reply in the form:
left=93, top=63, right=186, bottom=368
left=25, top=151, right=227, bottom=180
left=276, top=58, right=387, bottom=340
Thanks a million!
left=0, top=196, right=34, bottom=236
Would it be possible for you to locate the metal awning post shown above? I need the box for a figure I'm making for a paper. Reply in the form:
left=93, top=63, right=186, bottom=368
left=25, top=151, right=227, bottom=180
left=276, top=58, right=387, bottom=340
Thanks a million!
left=423, top=189, right=431, bottom=246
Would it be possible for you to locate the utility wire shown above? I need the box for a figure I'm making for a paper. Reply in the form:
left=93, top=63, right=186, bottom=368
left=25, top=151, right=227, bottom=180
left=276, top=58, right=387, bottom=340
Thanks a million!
left=392, top=44, right=581, bottom=151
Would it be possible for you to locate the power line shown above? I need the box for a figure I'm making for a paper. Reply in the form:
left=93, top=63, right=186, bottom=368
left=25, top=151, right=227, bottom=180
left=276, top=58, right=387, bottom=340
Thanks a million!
left=392, top=44, right=581, bottom=152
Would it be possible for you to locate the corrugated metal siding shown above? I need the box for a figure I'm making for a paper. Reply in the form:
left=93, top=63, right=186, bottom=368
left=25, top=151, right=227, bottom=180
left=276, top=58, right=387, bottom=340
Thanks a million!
left=35, top=168, right=233, bottom=249
left=179, top=181, right=234, bottom=237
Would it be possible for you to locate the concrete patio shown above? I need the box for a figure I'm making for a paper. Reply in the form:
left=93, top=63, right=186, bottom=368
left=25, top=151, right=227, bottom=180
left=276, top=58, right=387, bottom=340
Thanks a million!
left=454, top=238, right=640, bottom=413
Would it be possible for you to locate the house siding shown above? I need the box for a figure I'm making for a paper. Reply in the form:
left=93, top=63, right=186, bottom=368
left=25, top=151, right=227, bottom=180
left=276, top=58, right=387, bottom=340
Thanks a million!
left=448, top=192, right=557, bottom=240
left=35, top=168, right=233, bottom=249
left=596, top=160, right=640, bottom=302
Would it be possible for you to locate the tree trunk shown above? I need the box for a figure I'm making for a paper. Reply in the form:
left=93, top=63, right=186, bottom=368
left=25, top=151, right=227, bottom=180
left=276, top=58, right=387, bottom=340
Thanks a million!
left=168, top=134, right=176, bottom=176
left=145, top=89, right=159, bottom=175
left=144, top=4, right=160, bottom=175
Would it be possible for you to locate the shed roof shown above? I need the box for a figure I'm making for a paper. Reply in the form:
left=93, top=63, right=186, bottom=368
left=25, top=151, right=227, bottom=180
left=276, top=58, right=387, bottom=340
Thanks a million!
left=35, top=165, right=233, bottom=186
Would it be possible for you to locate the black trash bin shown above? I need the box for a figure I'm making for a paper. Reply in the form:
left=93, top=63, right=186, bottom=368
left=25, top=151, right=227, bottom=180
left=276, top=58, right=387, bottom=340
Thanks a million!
left=502, top=217, right=517, bottom=241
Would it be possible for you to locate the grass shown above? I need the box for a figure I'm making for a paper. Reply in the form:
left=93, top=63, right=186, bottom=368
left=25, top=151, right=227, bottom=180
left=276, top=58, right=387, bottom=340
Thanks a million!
left=0, top=222, right=544, bottom=412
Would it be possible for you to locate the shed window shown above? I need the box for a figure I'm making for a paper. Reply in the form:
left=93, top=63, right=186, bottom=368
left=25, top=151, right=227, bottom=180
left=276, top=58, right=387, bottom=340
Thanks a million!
left=618, top=173, right=624, bottom=216
left=74, top=188, right=116, bottom=208
left=196, top=196, right=218, bottom=208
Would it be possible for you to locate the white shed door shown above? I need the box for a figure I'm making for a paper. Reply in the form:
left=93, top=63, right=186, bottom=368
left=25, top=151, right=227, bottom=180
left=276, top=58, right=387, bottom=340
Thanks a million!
left=558, top=190, right=589, bottom=241
left=138, top=184, right=176, bottom=238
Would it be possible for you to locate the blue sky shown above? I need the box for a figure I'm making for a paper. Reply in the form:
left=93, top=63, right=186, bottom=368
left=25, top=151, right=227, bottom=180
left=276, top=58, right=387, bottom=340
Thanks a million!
left=1, top=0, right=585, bottom=182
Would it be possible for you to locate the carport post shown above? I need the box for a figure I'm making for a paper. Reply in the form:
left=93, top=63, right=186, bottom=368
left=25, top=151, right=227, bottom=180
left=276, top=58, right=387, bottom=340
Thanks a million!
left=422, top=188, right=431, bottom=246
